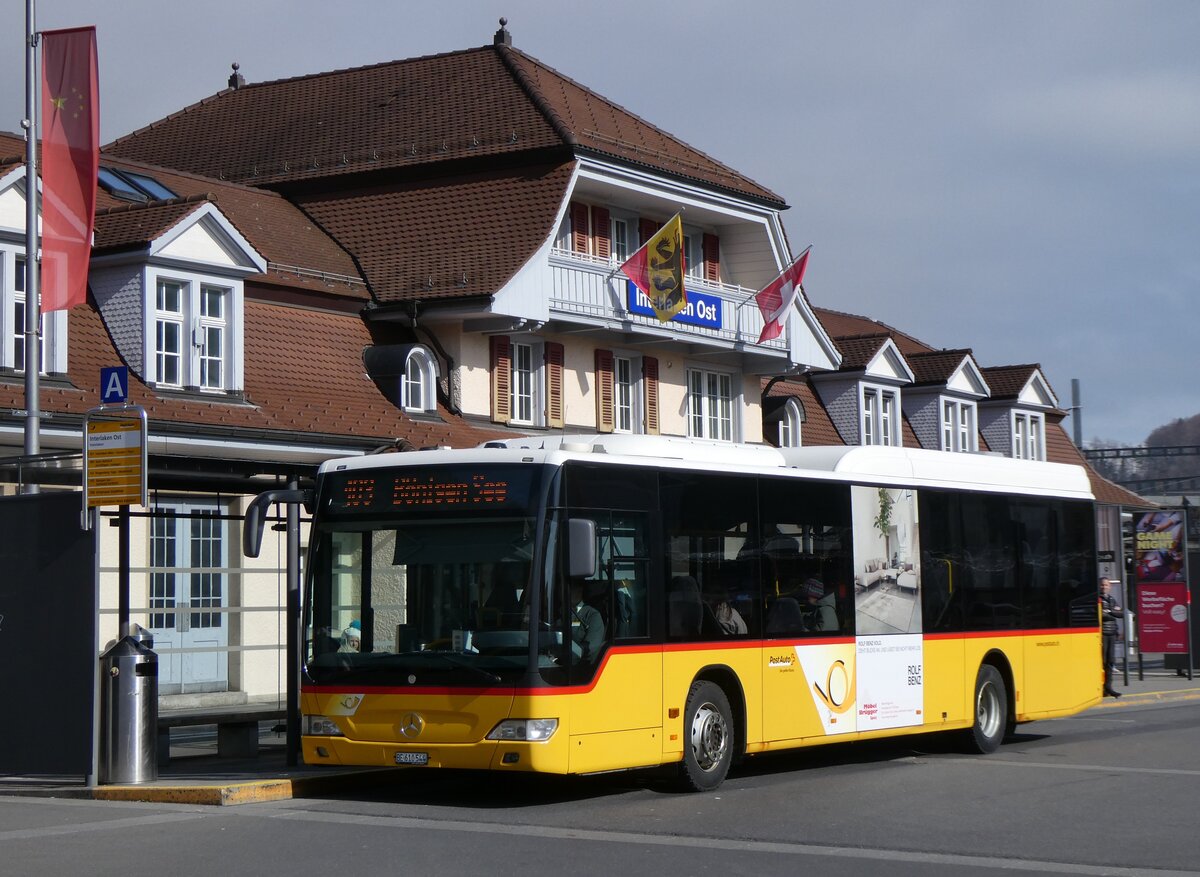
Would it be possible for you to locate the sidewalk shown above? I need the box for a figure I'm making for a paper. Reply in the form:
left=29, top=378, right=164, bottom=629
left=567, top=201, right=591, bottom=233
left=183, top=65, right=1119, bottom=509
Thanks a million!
left=2, top=668, right=1196, bottom=806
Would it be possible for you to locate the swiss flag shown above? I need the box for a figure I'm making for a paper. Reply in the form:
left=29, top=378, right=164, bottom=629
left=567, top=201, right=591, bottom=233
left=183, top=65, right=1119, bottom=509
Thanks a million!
left=755, top=248, right=809, bottom=344
left=41, top=26, right=99, bottom=312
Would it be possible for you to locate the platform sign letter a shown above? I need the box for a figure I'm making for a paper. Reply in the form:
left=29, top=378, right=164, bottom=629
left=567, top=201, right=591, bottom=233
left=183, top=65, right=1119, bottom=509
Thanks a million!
left=101, top=366, right=128, bottom=404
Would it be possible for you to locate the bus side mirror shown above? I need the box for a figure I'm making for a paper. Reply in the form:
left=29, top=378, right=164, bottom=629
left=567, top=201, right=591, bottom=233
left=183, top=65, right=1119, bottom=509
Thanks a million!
left=567, top=518, right=597, bottom=579
left=243, top=488, right=312, bottom=558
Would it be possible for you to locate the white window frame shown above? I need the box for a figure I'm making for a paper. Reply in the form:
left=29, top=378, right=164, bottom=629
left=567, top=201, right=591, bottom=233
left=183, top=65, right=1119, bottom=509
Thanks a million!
left=1012, top=411, right=1045, bottom=461
left=778, top=398, right=803, bottom=448
left=402, top=346, right=439, bottom=413
left=144, top=267, right=243, bottom=393
left=1, top=247, right=68, bottom=374
left=861, top=384, right=900, bottom=447
left=687, top=366, right=736, bottom=441
left=509, top=338, right=545, bottom=427
left=940, top=398, right=977, bottom=453
left=610, top=214, right=633, bottom=264
left=612, top=352, right=643, bottom=434
left=682, top=232, right=703, bottom=279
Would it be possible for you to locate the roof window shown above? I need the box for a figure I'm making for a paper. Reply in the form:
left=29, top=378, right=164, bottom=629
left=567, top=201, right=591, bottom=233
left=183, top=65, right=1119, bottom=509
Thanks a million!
left=98, top=167, right=177, bottom=202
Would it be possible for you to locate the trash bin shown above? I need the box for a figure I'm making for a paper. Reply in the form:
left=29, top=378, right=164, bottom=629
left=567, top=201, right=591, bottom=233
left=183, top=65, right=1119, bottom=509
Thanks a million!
left=99, top=625, right=158, bottom=784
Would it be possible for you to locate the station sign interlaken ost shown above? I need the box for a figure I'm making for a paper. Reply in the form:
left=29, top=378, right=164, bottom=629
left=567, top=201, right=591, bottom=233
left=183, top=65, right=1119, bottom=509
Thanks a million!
left=85, top=418, right=144, bottom=507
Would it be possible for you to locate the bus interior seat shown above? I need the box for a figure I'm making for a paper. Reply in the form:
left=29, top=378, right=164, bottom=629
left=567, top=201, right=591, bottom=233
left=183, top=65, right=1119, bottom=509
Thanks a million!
left=668, top=575, right=703, bottom=638
left=766, top=596, right=804, bottom=635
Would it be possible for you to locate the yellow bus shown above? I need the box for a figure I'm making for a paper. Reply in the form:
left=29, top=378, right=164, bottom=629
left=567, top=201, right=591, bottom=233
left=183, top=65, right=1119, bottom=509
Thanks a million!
left=268, top=435, right=1099, bottom=791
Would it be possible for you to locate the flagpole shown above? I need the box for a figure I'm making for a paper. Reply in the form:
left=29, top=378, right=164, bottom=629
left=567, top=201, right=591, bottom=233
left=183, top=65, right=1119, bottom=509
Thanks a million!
left=734, top=244, right=812, bottom=312
left=23, top=0, right=42, bottom=485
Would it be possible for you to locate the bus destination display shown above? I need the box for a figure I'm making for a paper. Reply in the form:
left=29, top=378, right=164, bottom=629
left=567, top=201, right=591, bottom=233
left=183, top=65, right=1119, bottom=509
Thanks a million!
left=327, top=466, right=536, bottom=515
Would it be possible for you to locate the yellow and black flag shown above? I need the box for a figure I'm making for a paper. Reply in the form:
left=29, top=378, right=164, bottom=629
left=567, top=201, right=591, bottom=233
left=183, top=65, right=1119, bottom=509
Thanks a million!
left=618, top=214, right=686, bottom=322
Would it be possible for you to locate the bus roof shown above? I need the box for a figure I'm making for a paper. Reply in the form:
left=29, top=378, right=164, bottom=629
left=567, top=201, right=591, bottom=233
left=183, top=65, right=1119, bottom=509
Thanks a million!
left=318, top=434, right=1094, bottom=501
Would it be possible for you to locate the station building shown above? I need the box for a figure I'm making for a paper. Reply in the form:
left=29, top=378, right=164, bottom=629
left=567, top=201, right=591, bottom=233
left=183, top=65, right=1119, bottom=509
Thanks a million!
left=0, top=22, right=1144, bottom=710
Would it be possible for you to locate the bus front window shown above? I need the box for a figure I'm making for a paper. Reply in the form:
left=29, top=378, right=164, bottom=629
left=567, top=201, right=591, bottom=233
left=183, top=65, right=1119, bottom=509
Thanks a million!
left=306, top=518, right=535, bottom=685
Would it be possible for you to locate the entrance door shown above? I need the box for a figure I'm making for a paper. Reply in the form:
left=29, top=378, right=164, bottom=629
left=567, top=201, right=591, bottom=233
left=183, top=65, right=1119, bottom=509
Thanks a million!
left=148, top=502, right=230, bottom=694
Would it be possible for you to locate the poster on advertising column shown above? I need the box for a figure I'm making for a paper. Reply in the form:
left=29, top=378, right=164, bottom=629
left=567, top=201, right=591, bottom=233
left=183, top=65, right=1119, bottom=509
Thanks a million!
left=1132, top=509, right=1191, bottom=656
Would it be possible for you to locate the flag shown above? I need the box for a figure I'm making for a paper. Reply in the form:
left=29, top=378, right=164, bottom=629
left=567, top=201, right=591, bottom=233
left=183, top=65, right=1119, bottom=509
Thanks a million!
left=756, top=248, right=810, bottom=344
left=41, top=26, right=99, bottom=312
left=619, top=214, right=686, bottom=322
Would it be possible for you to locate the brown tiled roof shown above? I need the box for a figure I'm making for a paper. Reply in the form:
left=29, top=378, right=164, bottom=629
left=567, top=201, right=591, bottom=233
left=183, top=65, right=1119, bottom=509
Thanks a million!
left=103, top=45, right=782, bottom=205
left=0, top=131, right=23, bottom=172
left=813, top=307, right=933, bottom=356
left=978, top=364, right=1060, bottom=402
left=294, top=162, right=574, bottom=301
left=502, top=49, right=782, bottom=204
left=907, top=349, right=974, bottom=386
left=94, top=199, right=206, bottom=252
left=0, top=302, right=506, bottom=450
left=830, top=333, right=892, bottom=371
left=763, top=377, right=847, bottom=445
left=96, top=157, right=369, bottom=301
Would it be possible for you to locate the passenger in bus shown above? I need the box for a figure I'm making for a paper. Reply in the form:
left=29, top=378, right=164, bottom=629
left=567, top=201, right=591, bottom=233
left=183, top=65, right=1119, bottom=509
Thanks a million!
left=704, top=582, right=747, bottom=635
left=802, top=579, right=839, bottom=632
left=338, top=621, right=362, bottom=653
left=569, top=578, right=605, bottom=662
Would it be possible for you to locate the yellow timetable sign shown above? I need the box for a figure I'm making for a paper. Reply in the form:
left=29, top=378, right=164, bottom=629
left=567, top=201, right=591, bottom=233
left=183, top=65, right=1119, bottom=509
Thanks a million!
left=86, top=418, right=144, bottom=507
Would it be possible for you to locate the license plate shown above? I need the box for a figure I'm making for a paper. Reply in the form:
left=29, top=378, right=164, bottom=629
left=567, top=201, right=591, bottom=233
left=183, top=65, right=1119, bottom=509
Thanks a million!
left=394, top=751, right=429, bottom=765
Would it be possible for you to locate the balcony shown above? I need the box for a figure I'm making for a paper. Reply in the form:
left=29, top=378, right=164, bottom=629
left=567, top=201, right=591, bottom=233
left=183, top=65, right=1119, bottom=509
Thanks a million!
left=547, top=248, right=790, bottom=361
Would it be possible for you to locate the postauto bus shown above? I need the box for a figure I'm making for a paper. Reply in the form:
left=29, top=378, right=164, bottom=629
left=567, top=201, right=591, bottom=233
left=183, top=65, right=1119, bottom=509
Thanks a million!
left=245, top=434, right=1100, bottom=791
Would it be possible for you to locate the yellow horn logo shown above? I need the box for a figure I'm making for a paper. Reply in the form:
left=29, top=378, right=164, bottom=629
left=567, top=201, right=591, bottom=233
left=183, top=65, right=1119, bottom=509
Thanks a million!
left=813, top=659, right=856, bottom=715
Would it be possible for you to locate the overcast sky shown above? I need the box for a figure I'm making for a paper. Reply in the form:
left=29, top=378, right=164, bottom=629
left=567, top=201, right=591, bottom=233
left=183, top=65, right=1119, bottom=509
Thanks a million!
left=3, top=1, right=1197, bottom=446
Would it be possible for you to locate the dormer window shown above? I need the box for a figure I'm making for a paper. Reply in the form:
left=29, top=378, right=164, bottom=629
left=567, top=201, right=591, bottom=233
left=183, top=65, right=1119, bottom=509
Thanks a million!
left=402, top=346, right=438, bottom=413
left=778, top=399, right=803, bottom=448
left=1013, top=411, right=1045, bottom=461
left=941, top=399, right=977, bottom=453
left=147, top=273, right=241, bottom=393
left=1, top=249, right=67, bottom=374
left=862, top=385, right=900, bottom=446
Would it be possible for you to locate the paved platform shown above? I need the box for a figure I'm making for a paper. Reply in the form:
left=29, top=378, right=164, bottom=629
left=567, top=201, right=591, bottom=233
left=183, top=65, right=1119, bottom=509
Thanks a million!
left=2, top=667, right=1195, bottom=806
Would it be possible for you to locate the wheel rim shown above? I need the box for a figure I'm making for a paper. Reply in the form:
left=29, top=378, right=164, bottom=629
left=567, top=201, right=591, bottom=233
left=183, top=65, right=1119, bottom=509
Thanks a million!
left=976, top=679, right=1002, bottom=740
left=689, top=701, right=728, bottom=772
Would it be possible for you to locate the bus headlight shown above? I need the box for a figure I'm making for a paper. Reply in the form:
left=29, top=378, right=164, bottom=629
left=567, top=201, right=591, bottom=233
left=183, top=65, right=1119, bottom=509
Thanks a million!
left=303, top=715, right=344, bottom=736
left=486, top=719, right=559, bottom=741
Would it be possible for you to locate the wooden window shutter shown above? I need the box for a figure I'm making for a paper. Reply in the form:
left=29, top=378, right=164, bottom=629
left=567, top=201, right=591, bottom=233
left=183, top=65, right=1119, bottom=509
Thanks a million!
left=592, top=207, right=611, bottom=259
left=703, top=233, right=720, bottom=283
left=490, top=335, right=512, bottom=424
left=595, top=349, right=615, bottom=433
left=570, top=202, right=590, bottom=254
left=639, top=218, right=658, bottom=246
left=642, top=356, right=660, bottom=435
left=545, top=342, right=565, bottom=429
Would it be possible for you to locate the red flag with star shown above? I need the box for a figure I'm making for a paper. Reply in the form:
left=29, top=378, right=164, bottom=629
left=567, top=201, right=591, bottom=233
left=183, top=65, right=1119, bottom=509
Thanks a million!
left=41, top=26, right=99, bottom=312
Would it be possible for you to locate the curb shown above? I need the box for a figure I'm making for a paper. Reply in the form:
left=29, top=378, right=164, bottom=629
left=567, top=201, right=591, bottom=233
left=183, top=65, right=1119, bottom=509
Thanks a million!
left=90, top=768, right=397, bottom=806
left=1092, top=687, right=1200, bottom=710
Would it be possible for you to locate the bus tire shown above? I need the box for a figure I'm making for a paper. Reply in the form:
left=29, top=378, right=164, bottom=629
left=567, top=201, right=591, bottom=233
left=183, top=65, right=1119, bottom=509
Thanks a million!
left=677, top=680, right=734, bottom=792
left=968, top=664, right=1008, bottom=754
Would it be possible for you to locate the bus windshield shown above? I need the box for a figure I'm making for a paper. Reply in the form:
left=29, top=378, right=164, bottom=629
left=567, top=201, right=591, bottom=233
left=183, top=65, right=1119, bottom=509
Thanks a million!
left=306, top=517, right=539, bottom=685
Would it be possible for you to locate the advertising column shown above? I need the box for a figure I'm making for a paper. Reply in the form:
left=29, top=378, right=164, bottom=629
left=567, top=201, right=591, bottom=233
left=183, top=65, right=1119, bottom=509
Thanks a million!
left=1132, top=509, right=1193, bottom=679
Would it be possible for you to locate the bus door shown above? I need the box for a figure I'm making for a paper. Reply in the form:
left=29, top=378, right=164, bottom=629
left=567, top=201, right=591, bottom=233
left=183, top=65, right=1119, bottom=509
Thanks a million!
left=559, top=508, right=660, bottom=770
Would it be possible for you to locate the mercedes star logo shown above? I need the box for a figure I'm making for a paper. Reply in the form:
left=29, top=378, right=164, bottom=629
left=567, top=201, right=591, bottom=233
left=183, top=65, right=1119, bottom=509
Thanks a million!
left=399, top=712, right=424, bottom=738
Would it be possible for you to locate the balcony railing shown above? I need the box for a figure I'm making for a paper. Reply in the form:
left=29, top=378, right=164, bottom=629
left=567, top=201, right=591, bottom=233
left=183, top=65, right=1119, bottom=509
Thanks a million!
left=547, top=248, right=789, bottom=353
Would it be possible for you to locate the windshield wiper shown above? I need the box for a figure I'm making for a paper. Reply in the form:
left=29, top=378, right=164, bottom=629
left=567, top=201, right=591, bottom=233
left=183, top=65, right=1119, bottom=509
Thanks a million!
left=402, top=651, right=502, bottom=684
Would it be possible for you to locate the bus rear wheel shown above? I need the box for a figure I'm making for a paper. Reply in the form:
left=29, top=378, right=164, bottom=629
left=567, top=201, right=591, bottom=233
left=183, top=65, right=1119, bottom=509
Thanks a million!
left=967, top=664, right=1008, bottom=754
left=677, top=680, right=734, bottom=792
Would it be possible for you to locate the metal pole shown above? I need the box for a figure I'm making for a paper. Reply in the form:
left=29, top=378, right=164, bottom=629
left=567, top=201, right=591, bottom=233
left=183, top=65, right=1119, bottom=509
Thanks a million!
left=22, top=0, right=42, bottom=485
left=1071, top=379, right=1082, bottom=448
left=286, top=478, right=301, bottom=766
left=118, top=504, right=130, bottom=634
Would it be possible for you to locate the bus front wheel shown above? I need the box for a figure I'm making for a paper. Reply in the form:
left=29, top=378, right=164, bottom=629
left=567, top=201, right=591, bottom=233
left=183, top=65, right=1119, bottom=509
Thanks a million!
left=968, top=664, right=1008, bottom=754
left=678, top=680, right=734, bottom=792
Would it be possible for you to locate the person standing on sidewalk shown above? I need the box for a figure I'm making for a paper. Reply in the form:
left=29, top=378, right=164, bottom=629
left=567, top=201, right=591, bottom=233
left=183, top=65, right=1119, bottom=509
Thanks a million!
left=1100, top=577, right=1122, bottom=698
